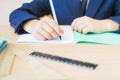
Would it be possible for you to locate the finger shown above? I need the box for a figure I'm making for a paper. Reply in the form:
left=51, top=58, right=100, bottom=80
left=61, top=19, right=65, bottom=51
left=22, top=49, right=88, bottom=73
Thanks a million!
left=42, top=22, right=59, bottom=39
left=46, top=18, right=64, bottom=35
left=32, top=32, right=47, bottom=41
left=76, top=22, right=87, bottom=33
left=71, top=18, right=80, bottom=30
left=76, top=22, right=86, bottom=32
left=72, top=16, right=88, bottom=27
left=82, top=27, right=91, bottom=34
left=72, top=17, right=86, bottom=31
left=37, top=26, right=53, bottom=40
left=73, top=25, right=78, bottom=31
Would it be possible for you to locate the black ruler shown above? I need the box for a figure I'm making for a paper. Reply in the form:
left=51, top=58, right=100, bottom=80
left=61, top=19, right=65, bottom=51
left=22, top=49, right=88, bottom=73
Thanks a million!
left=30, top=51, right=98, bottom=70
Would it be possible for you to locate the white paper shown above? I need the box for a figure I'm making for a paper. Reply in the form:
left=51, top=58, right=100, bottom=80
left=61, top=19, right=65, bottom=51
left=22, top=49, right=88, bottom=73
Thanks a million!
left=17, top=26, right=75, bottom=44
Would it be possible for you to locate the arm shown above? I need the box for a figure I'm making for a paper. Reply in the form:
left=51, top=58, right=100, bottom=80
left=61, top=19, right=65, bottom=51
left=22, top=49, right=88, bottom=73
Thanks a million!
left=22, top=16, right=63, bottom=40
left=9, top=0, right=63, bottom=40
left=9, top=0, right=51, bottom=34
left=72, top=0, right=120, bottom=34
left=72, top=16, right=119, bottom=34
left=109, top=0, right=120, bottom=33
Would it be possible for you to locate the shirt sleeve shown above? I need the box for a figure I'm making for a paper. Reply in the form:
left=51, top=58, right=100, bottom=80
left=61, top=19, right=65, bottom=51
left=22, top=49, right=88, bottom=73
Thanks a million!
left=109, top=0, right=120, bottom=33
left=9, top=0, right=51, bottom=34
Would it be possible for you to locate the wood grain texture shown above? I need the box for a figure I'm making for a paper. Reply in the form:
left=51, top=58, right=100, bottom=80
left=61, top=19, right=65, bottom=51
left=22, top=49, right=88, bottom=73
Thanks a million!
left=0, top=45, right=15, bottom=77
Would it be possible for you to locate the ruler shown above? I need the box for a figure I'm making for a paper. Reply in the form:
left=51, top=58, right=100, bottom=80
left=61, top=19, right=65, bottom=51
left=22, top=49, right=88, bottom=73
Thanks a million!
left=30, top=51, right=98, bottom=70
left=0, top=45, right=66, bottom=80
left=0, top=45, right=15, bottom=77
left=14, top=48, right=66, bottom=80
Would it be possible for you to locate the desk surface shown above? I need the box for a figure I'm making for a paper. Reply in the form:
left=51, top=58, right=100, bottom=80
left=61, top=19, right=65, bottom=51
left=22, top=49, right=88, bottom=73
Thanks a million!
left=0, top=26, right=120, bottom=80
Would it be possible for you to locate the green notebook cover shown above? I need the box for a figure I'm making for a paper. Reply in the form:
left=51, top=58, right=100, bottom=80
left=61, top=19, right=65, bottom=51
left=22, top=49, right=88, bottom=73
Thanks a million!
left=0, top=37, right=7, bottom=52
left=73, top=31, right=120, bottom=45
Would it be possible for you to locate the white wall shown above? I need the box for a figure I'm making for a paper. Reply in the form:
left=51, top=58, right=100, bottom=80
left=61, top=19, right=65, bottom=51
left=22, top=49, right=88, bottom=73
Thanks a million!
left=0, top=0, right=32, bottom=26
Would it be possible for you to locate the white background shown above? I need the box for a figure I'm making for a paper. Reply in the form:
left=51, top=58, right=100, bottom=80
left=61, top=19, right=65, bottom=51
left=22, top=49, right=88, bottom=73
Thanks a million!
left=0, top=0, right=32, bottom=26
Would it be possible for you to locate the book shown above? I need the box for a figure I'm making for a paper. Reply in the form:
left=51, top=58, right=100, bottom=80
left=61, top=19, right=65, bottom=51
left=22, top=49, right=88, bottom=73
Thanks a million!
left=17, top=26, right=74, bottom=44
left=0, top=37, right=7, bottom=52
left=17, top=25, right=120, bottom=45
left=73, top=31, right=120, bottom=45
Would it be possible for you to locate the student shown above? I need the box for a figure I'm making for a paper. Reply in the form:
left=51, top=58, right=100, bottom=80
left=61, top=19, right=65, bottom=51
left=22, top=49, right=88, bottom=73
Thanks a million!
left=9, top=0, right=120, bottom=40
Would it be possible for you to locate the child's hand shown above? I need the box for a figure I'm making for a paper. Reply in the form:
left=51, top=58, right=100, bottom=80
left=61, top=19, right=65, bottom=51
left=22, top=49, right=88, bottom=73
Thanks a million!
left=72, top=16, right=119, bottom=34
left=22, top=17, right=63, bottom=40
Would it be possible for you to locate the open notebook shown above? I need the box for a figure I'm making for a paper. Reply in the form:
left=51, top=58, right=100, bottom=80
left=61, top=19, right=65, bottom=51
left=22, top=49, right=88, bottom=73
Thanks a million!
left=17, top=26, right=75, bottom=44
left=17, top=26, right=120, bottom=45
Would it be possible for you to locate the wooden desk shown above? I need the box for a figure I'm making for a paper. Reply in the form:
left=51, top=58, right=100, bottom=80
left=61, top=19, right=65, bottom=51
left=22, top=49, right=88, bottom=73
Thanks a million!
left=0, top=26, right=120, bottom=80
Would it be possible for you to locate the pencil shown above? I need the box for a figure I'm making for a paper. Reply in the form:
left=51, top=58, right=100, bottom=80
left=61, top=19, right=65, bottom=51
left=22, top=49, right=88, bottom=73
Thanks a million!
left=49, top=0, right=62, bottom=40
left=59, top=36, right=62, bottom=40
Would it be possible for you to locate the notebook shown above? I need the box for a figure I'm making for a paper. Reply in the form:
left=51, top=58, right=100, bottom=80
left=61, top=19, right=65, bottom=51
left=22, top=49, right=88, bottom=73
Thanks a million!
left=0, top=37, right=7, bottom=52
left=17, top=25, right=120, bottom=45
left=17, top=26, right=74, bottom=44
left=73, top=31, right=120, bottom=45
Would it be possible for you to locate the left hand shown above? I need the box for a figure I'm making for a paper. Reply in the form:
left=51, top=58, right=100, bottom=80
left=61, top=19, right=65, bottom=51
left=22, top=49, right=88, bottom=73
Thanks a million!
left=72, top=16, right=119, bottom=34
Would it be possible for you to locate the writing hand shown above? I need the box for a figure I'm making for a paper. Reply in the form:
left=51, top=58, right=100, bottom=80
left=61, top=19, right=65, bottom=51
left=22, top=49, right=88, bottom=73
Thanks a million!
left=23, top=17, right=63, bottom=40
